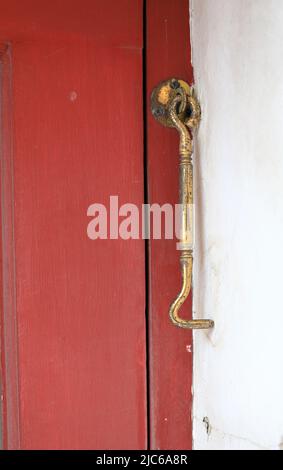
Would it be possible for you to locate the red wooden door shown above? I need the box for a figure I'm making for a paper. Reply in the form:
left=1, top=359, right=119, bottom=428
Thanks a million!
left=0, top=0, right=193, bottom=449
left=0, top=0, right=146, bottom=450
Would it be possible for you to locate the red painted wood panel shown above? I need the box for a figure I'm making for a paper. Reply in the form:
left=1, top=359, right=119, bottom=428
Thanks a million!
left=147, top=0, right=194, bottom=449
left=0, top=1, right=146, bottom=449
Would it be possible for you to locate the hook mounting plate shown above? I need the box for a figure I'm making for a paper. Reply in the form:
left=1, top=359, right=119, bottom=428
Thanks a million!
left=150, top=78, right=200, bottom=129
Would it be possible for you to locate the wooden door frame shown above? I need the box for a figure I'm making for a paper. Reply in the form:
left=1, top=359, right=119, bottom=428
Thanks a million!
left=146, top=0, right=194, bottom=450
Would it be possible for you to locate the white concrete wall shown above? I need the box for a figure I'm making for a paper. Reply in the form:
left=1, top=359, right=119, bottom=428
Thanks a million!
left=191, top=0, right=283, bottom=450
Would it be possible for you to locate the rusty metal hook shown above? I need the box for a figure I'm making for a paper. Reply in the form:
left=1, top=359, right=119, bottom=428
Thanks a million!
left=151, top=78, right=214, bottom=329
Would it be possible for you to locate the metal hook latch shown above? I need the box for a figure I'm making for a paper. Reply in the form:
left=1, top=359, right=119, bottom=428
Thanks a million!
left=150, top=78, right=214, bottom=330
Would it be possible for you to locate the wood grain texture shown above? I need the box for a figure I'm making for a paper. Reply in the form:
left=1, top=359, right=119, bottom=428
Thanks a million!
left=0, top=44, right=20, bottom=450
left=147, top=0, right=194, bottom=450
left=0, top=1, right=146, bottom=449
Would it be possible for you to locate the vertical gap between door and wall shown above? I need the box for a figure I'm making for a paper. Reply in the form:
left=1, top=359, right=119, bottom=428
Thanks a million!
left=143, top=0, right=151, bottom=451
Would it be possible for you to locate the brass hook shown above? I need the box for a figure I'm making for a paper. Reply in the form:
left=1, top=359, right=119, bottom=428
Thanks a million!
left=151, top=78, right=214, bottom=329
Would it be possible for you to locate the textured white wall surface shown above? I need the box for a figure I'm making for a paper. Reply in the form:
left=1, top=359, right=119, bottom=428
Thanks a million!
left=191, top=0, right=283, bottom=450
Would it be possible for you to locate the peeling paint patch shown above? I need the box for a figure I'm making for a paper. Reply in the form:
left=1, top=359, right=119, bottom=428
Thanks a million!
left=203, top=416, right=211, bottom=437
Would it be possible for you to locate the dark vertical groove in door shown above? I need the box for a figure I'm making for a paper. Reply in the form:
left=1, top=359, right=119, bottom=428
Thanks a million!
left=143, top=0, right=150, bottom=450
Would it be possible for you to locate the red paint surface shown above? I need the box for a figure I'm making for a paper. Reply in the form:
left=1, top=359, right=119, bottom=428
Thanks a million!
left=147, top=0, right=194, bottom=450
left=0, top=0, right=194, bottom=450
left=0, top=1, right=146, bottom=449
